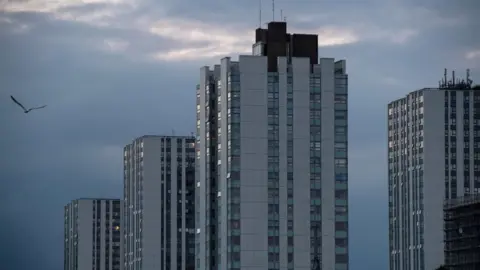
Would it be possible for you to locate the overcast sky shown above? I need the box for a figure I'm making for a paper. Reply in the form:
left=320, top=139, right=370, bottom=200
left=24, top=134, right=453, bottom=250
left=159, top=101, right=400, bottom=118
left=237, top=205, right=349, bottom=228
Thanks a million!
left=0, top=0, right=478, bottom=269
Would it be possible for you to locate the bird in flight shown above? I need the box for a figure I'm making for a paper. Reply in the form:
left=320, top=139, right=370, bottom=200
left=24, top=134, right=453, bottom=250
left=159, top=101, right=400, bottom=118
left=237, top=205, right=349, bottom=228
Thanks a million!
left=10, top=95, right=47, bottom=113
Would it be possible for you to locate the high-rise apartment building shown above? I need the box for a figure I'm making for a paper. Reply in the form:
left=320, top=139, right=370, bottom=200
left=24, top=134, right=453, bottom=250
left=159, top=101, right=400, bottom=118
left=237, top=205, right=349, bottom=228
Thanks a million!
left=64, top=198, right=123, bottom=270
left=196, top=21, right=348, bottom=270
left=123, top=135, right=196, bottom=270
left=387, top=71, right=480, bottom=270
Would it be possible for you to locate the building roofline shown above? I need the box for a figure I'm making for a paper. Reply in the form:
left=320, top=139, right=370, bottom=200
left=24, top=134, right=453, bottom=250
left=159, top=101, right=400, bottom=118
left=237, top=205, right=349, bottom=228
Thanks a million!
left=388, top=87, right=479, bottom=106
left=71, top=197, right=122, bottom=202
left=140, top=135, right=195, bottom=139
left=124, top=134, right=196, bottom=146
left=444, top=194, right=480, bottom=209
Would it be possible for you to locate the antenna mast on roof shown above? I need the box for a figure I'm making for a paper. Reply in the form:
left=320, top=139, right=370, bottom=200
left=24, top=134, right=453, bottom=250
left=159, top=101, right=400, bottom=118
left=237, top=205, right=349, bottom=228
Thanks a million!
left=272, top=0, right=275, bottom=21
left=280, top=9, right=283, bottom=21
left=259, top=0, right=262, bottom=28
left=439, top=68, right=473, bottom=90
left=444, top=68, right=448, bottom=86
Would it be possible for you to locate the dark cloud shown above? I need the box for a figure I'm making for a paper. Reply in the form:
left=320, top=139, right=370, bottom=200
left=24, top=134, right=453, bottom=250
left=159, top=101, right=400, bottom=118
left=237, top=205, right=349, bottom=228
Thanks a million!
left=410, top=0, right=480, bottom=53
left=156, top=0, right=384, bottom=26
left=424, top=0, right=480, bottom=17
left=0, top=0, right=478, bottom=269
left=0, top=14, right=194, bottom=269
left=0, top=11, right=196, bottom=61
left=0, top=218, right=46, bottom=270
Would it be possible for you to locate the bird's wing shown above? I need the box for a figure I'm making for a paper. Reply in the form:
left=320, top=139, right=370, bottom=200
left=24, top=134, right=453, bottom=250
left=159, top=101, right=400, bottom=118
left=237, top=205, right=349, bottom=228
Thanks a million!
left=29, top=105, right=47, bottom=111
left=10, top=95, right=28, bottom=111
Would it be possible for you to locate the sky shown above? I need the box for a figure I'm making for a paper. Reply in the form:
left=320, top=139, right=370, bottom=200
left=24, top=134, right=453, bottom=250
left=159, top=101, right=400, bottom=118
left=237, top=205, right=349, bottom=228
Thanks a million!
left=0, top=0, right=478, bottom=269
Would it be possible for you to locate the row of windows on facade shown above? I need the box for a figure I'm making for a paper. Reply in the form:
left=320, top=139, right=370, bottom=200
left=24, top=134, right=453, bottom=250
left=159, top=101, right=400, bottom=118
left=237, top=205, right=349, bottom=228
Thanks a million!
left=128, top=138, right=194, bottom=146
left=389, top=93, right=423, bottom=108
left=390, top=217, right=425, bottom=236
left=388, top=104, right=424, bottom=117
left=445, top=92, right=480, bottom=102
left=389, top=118, right=424, bottom=130
left=123, top=154, right=196, bottom=164
left=389, top=119, right=424, bottom=132
left=388, top=136, right=423, bottom=149
left=444, top=139, right=480, bottom=149
left=389, top=128, right=424, bottom=141
left=123, top=147, right=196, bottom=159
left=388, top=143, right=424, bottom=155
left=389, top=141, right=424, bottom=152
left=264, top=109, right=347, bottom=120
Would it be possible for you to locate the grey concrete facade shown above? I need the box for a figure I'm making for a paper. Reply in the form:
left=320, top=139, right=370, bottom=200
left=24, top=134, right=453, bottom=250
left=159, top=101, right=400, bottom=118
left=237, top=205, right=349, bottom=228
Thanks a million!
left=388, top=88, right=480, bottom=270
left=123, top=135, right=196, bottom=270
left=64, top=198, right=123, bottom=270
left=196, top=56, right=348, bottom=270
